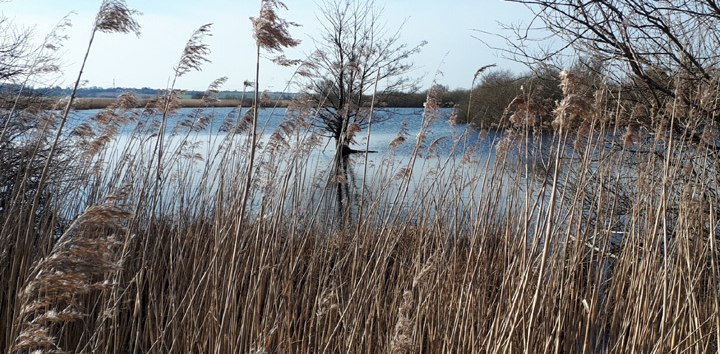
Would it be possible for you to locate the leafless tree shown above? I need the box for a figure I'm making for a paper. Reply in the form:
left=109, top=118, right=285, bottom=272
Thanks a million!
left=0, top=19, right=34, bottom=83
left=496, top=0, right=720, bottom=149
left=0, top=12, right=70, bottom=210
left=493, top=0, right=720, bottom=243
left=299, top=0, right=425, bottom=150
left=507, top=1, right=720, bottom=99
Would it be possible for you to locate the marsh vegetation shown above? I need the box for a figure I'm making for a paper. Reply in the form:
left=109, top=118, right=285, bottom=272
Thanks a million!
left=2, top=0, right=720, bottom=353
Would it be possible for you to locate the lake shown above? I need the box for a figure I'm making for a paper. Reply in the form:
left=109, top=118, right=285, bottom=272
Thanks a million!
left=65, top=106, right=509, bottom=224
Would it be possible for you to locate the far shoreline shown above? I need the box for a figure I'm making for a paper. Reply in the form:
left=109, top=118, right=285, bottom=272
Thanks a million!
left=70, top=98, right=293, bottom=110
left=67, top=98, right=433, bottom=110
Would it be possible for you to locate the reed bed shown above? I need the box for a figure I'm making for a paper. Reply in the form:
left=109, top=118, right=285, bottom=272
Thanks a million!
left=1, top=2, right=720, bottom=353
left=1, top=71, right=718, bottom=353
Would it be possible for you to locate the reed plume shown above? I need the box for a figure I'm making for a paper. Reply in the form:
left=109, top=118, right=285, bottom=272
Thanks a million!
left=12, top=200, right=132, bottom=354
left=251, top=0, right=300, bottom=55
left=4, top=2, right=720, bottom=353
left=175, top=24, right=212, bottom=77
left=240, top=0, right=300, bottom=219
left=95, top=0, right=141, bottom=35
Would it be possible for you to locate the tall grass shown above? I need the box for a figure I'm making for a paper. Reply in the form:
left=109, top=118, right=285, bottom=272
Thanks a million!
left=2, top=3, right=720, bottom=354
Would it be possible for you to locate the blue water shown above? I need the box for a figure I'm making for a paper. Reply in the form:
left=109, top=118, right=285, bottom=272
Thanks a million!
left=66, top=106, right=491, bottom=157
left=64, top=106, right=507, bottom=223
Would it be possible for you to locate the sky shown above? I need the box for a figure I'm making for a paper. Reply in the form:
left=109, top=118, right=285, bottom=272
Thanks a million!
left=1, top=0, right=537, bottom=92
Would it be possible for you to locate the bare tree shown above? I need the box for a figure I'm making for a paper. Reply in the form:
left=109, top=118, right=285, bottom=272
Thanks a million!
left=299, top=0, right=425, bottom=151
left=504, top=1, right=720, bottom=108
left=495, top=1, right=720, bottom=247
left=0, top=11, right=71, bottom=212
left=0, top=19, right=33, bottom=83
left=488, top=0, right=720, bottom=162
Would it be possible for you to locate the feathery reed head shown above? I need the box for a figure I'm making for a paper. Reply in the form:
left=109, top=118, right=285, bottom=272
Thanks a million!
left=422, top=83, right=444, bottom=131
left=472, top=64, right=497, bottom=87
left=95, top=0, right=141, bottom=36
left=29, top=15, right=73, bottom=78
left=559, top=70, right=578, bottom=96
left=148, top=89, right=182, bottom=115
left=207, top=76, right=228, bottom=94
left=13, top=198, right=132, bottom=354
left=252, top=0, right=300, bottom=56
left=43, top=15, right=73, bottom=50
left=551, top=70, right=592, bottom=131
left=200, top=76, right=228, bottom=104
left=175, top=24, right=213, bottom=77
left=390, top=290, right=415, bottom=353
left=506, top=96, right=541, bottom=128
left=272, top=54, right=302, bottom=66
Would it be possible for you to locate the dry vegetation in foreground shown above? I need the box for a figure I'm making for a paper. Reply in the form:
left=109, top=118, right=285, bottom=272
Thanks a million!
left=2, top=0, right=720, bottom=353
left=2, top=71, right=720, bottom=354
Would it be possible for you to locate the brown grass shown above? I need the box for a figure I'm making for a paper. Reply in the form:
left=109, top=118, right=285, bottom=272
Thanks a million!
left=2, top=73, right=718, bottom=352
left=1, top=2, right=719, bottom=353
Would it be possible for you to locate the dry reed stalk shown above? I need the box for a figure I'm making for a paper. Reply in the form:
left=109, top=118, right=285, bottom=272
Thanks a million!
left=12, top=199, right=131, bottom=353
left=240, top=0, right=300, bottom=222
left=0, top=15, right=71, bottom=146
left=5, top=6, right=720, bottom=350
left=31, top=0, right=140, bottom=216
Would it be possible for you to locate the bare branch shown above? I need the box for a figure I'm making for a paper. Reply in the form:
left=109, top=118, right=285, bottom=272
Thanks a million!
left=298, top=0, right=426, bottom=144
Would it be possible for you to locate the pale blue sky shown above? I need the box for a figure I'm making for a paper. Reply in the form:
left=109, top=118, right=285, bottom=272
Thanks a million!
left=1, top=0, right=535, bottom=91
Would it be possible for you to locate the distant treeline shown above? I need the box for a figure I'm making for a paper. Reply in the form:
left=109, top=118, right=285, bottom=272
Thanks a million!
left=2, top=79, right=564, bottom=126
left=1, top=84, right=474, bottom=109
left=382, top=88, right=468, bottom=108
left=2, top=85, right=296, bottom=101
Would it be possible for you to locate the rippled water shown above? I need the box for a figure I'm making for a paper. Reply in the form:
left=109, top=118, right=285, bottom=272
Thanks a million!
left=67, top=106, right=506, bottom=221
